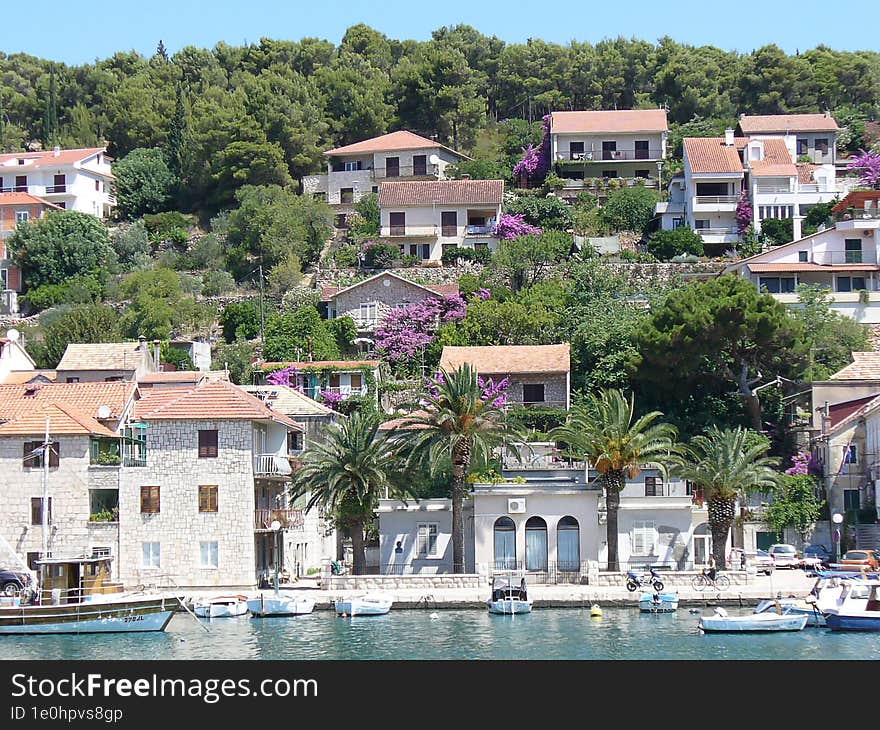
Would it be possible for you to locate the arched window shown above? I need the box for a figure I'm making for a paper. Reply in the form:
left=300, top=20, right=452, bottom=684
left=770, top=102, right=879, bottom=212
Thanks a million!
left=525, top=516, right=548, bottom=571
left=557, top=516, right=580, bottom=571
left=493, top=517, right=516, bottom=570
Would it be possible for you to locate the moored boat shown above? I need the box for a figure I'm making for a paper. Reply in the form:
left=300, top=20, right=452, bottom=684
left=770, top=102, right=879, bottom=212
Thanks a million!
left=247, top=593, right=315, bottom=617
left=194, top=595, right=249, bottom=618
left=698, top=607, right=808, bottom=633
left=487, top=575, right=532, bottom=615
left=754, top=597, right=825, bottom=627
left=638, top=591, right=679, bottom=613
left=335, top=592, right=393, bottom=617
left=820, top=578, right=880, bottom=631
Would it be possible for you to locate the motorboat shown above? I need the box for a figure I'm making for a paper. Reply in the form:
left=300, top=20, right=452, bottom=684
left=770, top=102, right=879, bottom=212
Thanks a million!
left=698, top=606, right=808, bottom=633
left=638, top=591, right=679, bottom=613
left=247, top=593, right=315, bottom=618
left=820, top=578, right=880, bottom=631
left=193, top=595, right=249, bottom=618
left=754, top=596, right=825, bottom=627
left=335, top=592, right=393, bottom=617
left=487, top=576, right=532, bottom=615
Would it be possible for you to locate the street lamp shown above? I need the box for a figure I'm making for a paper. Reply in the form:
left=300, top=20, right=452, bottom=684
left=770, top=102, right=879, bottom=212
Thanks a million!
left=832, top=512, right=844, bottom=564
left=271, top=519, right=282, bottom=596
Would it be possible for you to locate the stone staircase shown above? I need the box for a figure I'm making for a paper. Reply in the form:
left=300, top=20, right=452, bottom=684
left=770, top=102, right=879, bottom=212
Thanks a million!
left=855, top=524, right=880, bottom=548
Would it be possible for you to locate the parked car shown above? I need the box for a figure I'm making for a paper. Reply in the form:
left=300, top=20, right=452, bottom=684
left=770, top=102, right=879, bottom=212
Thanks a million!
left=753, top=549, right=776, bottom=575
left=728, top=548, right=774, bottom=575
left=768, top=544, right=800, bottom=569
left=839, top=550, right=880, bottom=570
left=0, top=568, right=32, bottom=596
left=801, top=544, right=832, bottom=570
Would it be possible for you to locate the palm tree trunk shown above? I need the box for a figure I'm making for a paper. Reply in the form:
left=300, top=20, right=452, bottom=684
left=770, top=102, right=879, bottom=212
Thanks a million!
left=708, top=495, right=736, bottom=569
left=604, top=470, right=625, bottom=572
left=350, top=520, right=366, bottom=576
left=450, top=438, right=472, bottom=574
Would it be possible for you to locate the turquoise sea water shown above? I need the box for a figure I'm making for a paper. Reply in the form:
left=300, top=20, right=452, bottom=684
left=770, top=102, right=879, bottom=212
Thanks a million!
left=3, top=608, right=880, bottom=660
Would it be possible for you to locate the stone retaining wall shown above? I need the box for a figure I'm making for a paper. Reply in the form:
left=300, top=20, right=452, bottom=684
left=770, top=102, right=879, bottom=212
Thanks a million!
left=327, top=574, right=483, bottom=590
left=589, top=570, right=752, bottom=587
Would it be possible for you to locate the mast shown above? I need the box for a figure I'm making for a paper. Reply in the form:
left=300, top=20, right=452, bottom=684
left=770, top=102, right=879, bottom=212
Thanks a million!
left=41, top=415, right=50, bottom=561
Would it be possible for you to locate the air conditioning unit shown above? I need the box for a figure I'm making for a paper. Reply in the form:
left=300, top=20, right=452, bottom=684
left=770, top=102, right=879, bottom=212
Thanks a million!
left=508, top=498, right=526, bottom=514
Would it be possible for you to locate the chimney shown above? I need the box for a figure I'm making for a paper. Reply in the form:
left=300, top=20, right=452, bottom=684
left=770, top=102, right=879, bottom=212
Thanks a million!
left=152, top=340, right=162, bottom=372
left=724, top=129, right=735, bottom=147
left=53, top=145, right=60, bottom=158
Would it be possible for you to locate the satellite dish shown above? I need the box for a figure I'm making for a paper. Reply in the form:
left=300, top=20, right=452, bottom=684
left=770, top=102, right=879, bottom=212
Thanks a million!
left=97, top=405, right=111, bottom=419
left=429, top=154, right=440, bottom=165
left=6, top=328, right=20, bottom=341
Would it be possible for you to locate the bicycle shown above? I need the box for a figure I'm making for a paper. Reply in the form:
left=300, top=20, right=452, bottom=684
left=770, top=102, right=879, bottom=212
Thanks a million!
left=691, top=569, right=730, bottom=591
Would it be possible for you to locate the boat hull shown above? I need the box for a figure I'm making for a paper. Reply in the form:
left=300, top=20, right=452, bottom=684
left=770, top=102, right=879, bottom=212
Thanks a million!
left=754, top=600, right=825, bottom=627
left=638, top=593, right=679, bottom=613
left=487, top=599, right=532, bottom=615
left=0, top=596, right=180, bottom=635
left=335, top=595, right=393, bottom=617
left=825, top=613, right=880, bottom=631
left=247, top=595, right=315, bottom=617
left=194, top=599, right=249, bottom=619
left=699, top=614, right=808, bottom=633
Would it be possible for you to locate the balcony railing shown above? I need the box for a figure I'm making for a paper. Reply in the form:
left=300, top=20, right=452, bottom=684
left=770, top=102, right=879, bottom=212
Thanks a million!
left=320, top=385, right=368, bottom=396
left=502, top=453, right=586, bottom=470
left=254, top=453, right=294, bottom=477
left=465, top=224, right=495, bottom=235
left=381, top=225, right=437, bottom=237
left=755, top=184, right=793, bottom=194
left=373, top=164, right=440, bottom=179
left=697, top=227, right=739, bottom=236
left=254, top=508, right=304, bottom=531
left=808, top=251, right=878, bottom=265
left=839, top=209, right=880, bottom=221
left=44, top=185, right=67, bottom=194
left=695, top=195, right=740, bottom=205
left=556, top=149, right=663, bottom=161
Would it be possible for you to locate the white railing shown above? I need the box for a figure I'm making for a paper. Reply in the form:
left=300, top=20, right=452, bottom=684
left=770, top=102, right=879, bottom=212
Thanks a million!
left=381, top=225, right=437, bottom=237
left=254, top=453, right=293, bottom=477
left=697, top=227, right=739, bottom=236
left=810, top=251, right=878, bottom=265
left=695, top=195, right=740, bottom=205
left=320, top=385, right=368, bottom=396
left=756, top=184, right=792, bottom=194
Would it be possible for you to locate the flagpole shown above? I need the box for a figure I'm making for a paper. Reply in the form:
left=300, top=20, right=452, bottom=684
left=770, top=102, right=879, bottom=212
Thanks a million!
left=42, top=415, right=50, bottom=561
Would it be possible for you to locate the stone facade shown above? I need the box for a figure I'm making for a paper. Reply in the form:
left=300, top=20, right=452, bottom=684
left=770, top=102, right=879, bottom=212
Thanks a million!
left=329, top=274, right=449, bottom=333
left=498, top=373, right=569, bottom=409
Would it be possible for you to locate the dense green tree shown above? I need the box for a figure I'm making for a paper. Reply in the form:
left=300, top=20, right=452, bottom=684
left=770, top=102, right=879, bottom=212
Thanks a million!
left=263, top=306, right=340, bottom=362
left=212, top=338, right=256, bottom=384
left=113, top=147, right=177, bottom=219
left=601, top=185, right=659, bottom=234
left=760, top=217, right=794, bottom=245
left=40, top=303, right=122, bottom=368
left=488, top=231, right=572, bottom=292
left=647, top=227, right=705, bottom=261
left=505, top=194, right=573, bottom=230
left=220, top=299, right=261, bottom=343
left=765, top=474, right=825, bottom=543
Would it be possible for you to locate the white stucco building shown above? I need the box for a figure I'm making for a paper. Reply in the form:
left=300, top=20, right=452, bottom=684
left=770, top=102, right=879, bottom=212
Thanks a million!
left=0, top=147, right=115, bottom=218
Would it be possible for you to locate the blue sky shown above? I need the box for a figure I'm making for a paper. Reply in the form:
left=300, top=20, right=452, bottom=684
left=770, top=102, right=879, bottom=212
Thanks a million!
left=1, top=0, right=872, bottom=65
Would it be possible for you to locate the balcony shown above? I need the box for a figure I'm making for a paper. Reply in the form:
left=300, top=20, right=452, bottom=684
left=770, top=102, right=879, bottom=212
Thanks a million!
left=254, top=508, right=304, bottom=531
left=320, top=385, right=368, bottom=397
left=44, top=185, right=67, bottom=194
left=381, top=225, right=437, bottom=238
left=373, top=164, right=440, bottom=180
left=808, top=251, right=878, bottom=266
left=755, top=184, right=793, bottom=194
left=694, top=195, right=740, bottom=206
left=697, top=227, right=739, bottom=236
left=254, top=453, right=294, bottom=477
left=556, top=148, right=663, bottom=162
left=502, top=452, right=586, bottom=470
left=465, top=224, right=495, bottom=236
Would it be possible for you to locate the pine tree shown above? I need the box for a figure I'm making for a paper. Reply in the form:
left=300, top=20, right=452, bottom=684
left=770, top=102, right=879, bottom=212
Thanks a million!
left=167, top=83, right=188, bottom=178
left=42, top=69, right=58, bottom=147
left=156, top=40, right=169, bottom=62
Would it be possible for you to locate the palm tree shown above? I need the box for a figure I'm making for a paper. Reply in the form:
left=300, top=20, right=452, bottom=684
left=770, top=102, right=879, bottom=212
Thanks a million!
left=290, top=411, right=412, bottom=575
left=671, top=426, right=780, bottom=569
left=551, top=389, right=677, bottom=572
left=398, top=364, right=512, bottom=574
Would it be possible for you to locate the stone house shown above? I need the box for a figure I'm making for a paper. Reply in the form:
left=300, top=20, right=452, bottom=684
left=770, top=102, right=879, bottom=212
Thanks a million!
left=258, top=360, right=382, bottom=408
left=438, top=344, right=571, bottom=410
left=56, top=340, right=159, bottom=383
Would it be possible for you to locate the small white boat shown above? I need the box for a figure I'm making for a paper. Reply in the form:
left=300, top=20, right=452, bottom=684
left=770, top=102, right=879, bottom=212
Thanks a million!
left=194, top=595, right=249, bottom=618
left=247, top=593, right=315, bottom=618
left=335, top=592, right=393, bottom=617
left=698, top=606, right=808, bottom=633
left=820, top=578, right=880, bottom=631
left=487, top=576, right=532, bottom=615
left=639, top=591, right=679, bottom=613
left=754, top=597, right=825, bottom=627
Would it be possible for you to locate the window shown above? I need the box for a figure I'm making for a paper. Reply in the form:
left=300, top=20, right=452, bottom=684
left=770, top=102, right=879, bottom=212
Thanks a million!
left=694, top=219, right=709, bottom=230
left=602, top=141, right=617, bottom=160
left=140, top=486, right=160, bottom=514
left=198, top=485, right=218, bottom=513
left=557, top=516, right=580, bottom=571
left=635, top=140, right=650, bottom=159
left=200, top=541, right=219, bottom=568
left=14, top=175, right=26, bottom=192
left=645, top=476, right=663, bottom=497
left=441, top=211, right=457, bottom=237
left=837, top=276, right=866, bottom=293
left=15, top=211, right=28, bottom=224
left=632, top=521, right=656, bottom=556
left=696, top=182, right=729, bottom=196
left=797, top=138, right=809, bottom=156
left=142, top=542, right=160, bottom=568
left=198, top=429, right=218, bottom=458
left=385, top=157, right=400, bottom=178
left=635, top=169, right=650, bottom=179
left=287, top=431, right=303, bottom=453
left=672, top=218, right=683, bottom=229
left=413, top=154, right=427, bottom=176
left=815, top=138, right=829, bottom=154
left=759, top=277, right=796, bottom=294
left=845, top=239, right=863, bottom=264
left=798, top=251, right=808, bottom=263
left=389, top=212, right=405, bottom=236
left=104, top=376, right=123, bottom=382
left=416, top=523, right=439, bottom=557
left=343, top=160, right=362, bottom=172
left=95, top=180, right=100, bottom=191
left=844, top=489, right=860, bottom=511
left=601, top=170, right=617, bottom=178
left=23, top=441, right=59, bottom=468
left=359, top=302, right=378, bottom=323
left=522, top=383, right=545, bottom=404
left=65, top=377, right=80, bottom=383
left=31, top=497, right=52, bottom=526
left=569, top=141, right=585, bottom=160
left=51, top=173, right=65, bottom=193
left=420, top=243, right=431, bottom=260
left=525, top=516, right=548, bottom=571
left=371, top=186, right=379, bottom=194
left=339, top=188, right=354, bottom=204
left=349, top=372, right=363, bottom=391
left=493, top=517, right=516, bottom=570
left=846, top=444, right=859, bottom=465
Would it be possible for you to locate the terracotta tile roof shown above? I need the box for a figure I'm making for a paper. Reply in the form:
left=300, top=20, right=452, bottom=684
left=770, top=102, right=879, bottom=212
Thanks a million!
left=137, top=371, right=207, bottom=385
left=550, top=110, right=668, bottom=134
left=748, top=262, right=880, bottom=273
left=0, top=147, right=106, bottom=169
left=750, top=162, right=797, bottom=177
left=134, top=380, right=302, bottom=429
left=797, top=164, right=819, bottom=184
left=260, top=360, right=380, bottom=371
left=0, top=381, right=134, bottom=422
left=1, top=370, right=56, bottom=384
left=240, top=385, right=336, bottom=417
left=831, top=352, right=880, bottom=381
left=325, top=131, right=459, bottom=157
left=0, top=192, right=61, bottom=208
left=321, top=271, right=460, bottom=301
left=379, top=179, right=504, bottom=207
left=832, top=191, right=880, bottom=215
left=683, top=138, right=744, bottom=174
left=828, top=394, right=880, bottom=431
left=0, top=402, right=118, bottom=437
left=439, top=344, right=570, bottom=374
left=57, top=342, right=148, bottom=371
left=738, top=114, right=839, bottom=134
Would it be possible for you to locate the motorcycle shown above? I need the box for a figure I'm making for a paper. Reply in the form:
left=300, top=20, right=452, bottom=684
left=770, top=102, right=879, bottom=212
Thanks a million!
left=625, top=568, right=664, bottom=592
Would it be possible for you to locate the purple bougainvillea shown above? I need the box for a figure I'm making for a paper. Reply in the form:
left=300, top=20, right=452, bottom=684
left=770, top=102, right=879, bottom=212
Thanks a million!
left=735, top=192, right=753, bottom=234
left=493, top=213, right=542, bottom=240
left=266, top=365, right=299, bottom=387
left=784, top=451, right=811, bottom=476
left=374, top=295, right=467, bottom=363
left=513, top=114, right=551, bottom=186
left=427, top=370, right=510, bottom=407
left=475, top=287, right=492, bottom=300
left=319, top=390, right=345, bottom=410
left=848, top=149, right=880, bottom=189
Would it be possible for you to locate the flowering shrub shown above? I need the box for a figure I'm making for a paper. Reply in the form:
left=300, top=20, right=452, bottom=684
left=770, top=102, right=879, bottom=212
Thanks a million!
left=784, top=451, right=810, bottom=475
left=475, top=287, right=491, bottom=300
left=266, top=365, right=299, bottom=387
left=735, top=192, right=753, bottom=234
left=319, top=390, right=345, bottom=410
left=513, top=114, right=551, bottom=186
left=493, top=213, right=542, bottom=240
left=848, top=149, right=880, bottom=189
left=374, top=295, right=467, bottom=363
left=428, top=370, right=510, bottom=407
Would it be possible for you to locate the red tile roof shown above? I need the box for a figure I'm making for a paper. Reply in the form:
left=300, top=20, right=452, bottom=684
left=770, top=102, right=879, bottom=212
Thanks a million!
left=738, top=114, right=839, bottom=134
left=0, top=147, right=106, bottom=169
left=0, top=402, right=118, bottom=437
left=439, top=344, right=570, bottom=374
left=321, top=272, right=460, bottom=301
left=550, top=109, right=668, bottom=134
left=832, top=191, right=880, bottom=215
left=0, top=382, right=134, bottom=422
left=137, top=371, right=207, bottom=385
left=379, top=179, right=503, bottom=206
left=325, top=131, right=455, bottom=157
left=797, top=164, right=819, bottom=184
left=749, top=138, right=796, bottom=176
left=831, top=353, right=880, bottom=381
left=0, top=192, right=61, bottom=208
left=683, top=138, right=744, bottom=174
left=134, top=380, right=301, bottom=429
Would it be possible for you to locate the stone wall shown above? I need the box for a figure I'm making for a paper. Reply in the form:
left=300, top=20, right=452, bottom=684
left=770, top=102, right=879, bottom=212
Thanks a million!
left=326, top=574, right=483, bottom=590
left=333, top=274, right=448, bottom=332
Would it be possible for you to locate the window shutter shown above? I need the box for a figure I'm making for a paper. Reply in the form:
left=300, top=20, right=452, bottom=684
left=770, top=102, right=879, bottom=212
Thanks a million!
left=141, top=486, right=160, bottom=514
left=49, top=442, right=59, bottom=468
left=198, top=430, right=218, bottom=458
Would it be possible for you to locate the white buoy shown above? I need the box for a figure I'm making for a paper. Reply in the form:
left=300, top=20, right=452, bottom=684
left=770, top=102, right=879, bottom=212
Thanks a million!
left=430, top=612, right=440, bottom=620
